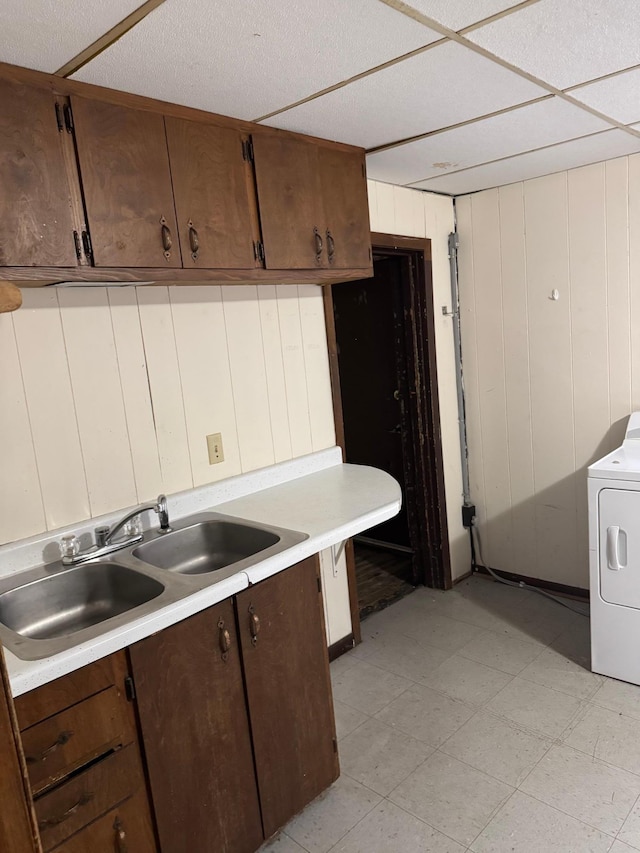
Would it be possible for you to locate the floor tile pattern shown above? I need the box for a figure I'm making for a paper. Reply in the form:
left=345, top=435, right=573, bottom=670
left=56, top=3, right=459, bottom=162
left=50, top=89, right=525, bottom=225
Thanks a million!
left=261, top=577, right=640, bottom=852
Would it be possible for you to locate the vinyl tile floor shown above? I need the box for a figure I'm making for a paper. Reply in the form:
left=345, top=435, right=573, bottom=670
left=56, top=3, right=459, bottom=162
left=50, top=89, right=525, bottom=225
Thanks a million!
left=260, top=576, right=640, bottom=853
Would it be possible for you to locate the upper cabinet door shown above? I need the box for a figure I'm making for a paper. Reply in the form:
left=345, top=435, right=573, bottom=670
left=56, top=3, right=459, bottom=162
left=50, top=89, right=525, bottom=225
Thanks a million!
left=71, top=97, right=181, bottom=268
left=319, top=147, right=371, bottom=269
left=252, top=134, right=325, bottom=269
left=0, top=79, right=77, bottom=267
left=165, top=117, right=259, bottom=269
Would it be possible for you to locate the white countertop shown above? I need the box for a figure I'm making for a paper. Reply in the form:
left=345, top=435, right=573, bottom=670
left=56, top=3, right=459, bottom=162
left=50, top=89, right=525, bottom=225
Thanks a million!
left=2, top=449, right=401, bottom=696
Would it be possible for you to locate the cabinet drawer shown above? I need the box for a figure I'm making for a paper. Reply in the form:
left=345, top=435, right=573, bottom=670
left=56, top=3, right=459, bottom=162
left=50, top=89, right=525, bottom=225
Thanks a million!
left=15, top=652, right=128, bottom=730
left=36, top=743, right=144, bottom=851
left=22, top=686, right=135, bottom=795
left=52, top=789, right=157, bottom=853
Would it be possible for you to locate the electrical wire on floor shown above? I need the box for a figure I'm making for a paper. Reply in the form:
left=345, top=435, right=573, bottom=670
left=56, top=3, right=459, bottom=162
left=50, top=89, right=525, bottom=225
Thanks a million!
left=470, top=522, right=590, bottom=618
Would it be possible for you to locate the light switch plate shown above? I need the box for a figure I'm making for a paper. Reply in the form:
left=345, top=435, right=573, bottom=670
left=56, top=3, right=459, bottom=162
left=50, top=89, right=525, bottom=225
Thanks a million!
left=207, top=432, right=224, bottom=464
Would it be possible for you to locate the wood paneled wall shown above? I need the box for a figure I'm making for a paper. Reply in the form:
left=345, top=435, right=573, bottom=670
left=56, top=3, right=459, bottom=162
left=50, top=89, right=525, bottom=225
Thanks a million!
left=367, top=180, right=469, bottom=582
left=456, top=155, right=639, bottom=589
left=0, top=284, right=335, bottom=545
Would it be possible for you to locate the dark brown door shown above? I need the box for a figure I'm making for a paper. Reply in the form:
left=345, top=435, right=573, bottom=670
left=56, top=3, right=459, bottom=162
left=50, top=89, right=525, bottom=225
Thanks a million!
left=236, top=557, right=338, bottom=838
left=0, top=79, right=77, bottom=267
left=165, top=118, right=258, bottom=269
left=332, top=257, right=412, bottom=549
left=0, top=645, right=42, bottom=853
left=252, top=133, right=325, bottom=269
left=129, top=602, right=263, bottom=853
left=71, top=96, right=181, bottom=268
left=319, top=147, right=371, bottom=269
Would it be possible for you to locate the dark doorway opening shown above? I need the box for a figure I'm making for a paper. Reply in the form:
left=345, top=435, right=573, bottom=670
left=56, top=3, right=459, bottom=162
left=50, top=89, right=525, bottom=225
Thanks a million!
left=324, top=233, right=451, bottom=633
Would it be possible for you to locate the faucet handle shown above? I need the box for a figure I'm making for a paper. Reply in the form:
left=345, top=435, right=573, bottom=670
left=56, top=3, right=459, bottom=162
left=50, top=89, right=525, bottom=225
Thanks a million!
left=60, top=534, right=80, bottom=559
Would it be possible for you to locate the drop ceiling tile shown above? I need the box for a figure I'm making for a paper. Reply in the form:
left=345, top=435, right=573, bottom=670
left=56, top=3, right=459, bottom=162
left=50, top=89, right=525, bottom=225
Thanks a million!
left=410, top=129, right=640, bottom=195
left=366, top=97, right=611, bottom=184
left=570, top=68, right=640, bottom=125
left=261, top=41, right=545, bottom=149
left=0, top=0, right=143, bottom=72
left=72, top=0, right=439, bottom=121
left=467, top=0, right=640, bottom=89
left=401, top=0, right=525, bottom=31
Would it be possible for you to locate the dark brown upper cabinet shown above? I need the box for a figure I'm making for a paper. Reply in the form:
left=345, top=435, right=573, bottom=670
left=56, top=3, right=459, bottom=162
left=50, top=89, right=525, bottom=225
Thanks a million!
left=252, top=133, right=326, bottom=269
left=252, top=132, right=370, bottom=272
left=71, top=97, right=181, bottom=268
left=0, top=78, right=78, bottom=268
left=0, top=62, right=372, bottom=285
left=165, top=117, right=260, bottom=269
left=318, top=146, right=371, bottom=269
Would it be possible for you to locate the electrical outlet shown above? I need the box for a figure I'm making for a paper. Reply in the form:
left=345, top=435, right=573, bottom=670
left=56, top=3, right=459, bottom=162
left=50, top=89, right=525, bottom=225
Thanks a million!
left=206, top=433, right=224, bottom=464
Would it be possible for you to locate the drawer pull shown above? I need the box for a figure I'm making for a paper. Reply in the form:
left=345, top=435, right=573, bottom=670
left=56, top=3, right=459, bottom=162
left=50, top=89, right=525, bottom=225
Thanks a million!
left=26, top=729, right=73, bottom=764
left=188, top=220, right=200, bottom=260
left=326, top=229, right=335, bottom=264
left=160, top=216, right=173, bottom=259
left=248, top=605, right=260, bottom=646
left=114, top=816, right=128, bottom=853
left=313, top=227, right=323, bottom=264
left=218, top=618, right=231, bottom=661
left=38, top=791, right=93, bottom=829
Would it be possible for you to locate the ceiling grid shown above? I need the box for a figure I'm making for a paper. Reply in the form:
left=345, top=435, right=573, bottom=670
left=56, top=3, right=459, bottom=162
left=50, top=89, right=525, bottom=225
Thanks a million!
left=1, top=0, right=639, bottom=195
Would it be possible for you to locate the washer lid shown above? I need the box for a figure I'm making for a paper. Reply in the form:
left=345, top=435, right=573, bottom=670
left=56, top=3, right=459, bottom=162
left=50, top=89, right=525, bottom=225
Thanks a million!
left=590, top=412, right=640, bottom=480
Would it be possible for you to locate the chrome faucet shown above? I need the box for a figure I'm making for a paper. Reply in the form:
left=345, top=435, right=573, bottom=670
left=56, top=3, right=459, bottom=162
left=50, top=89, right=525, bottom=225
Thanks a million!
left=60, top=495, right=172, bottom=566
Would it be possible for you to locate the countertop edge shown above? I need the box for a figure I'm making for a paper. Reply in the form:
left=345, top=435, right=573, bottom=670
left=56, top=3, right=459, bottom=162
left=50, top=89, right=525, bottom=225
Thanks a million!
left=6, top=461, right=400, bottom=696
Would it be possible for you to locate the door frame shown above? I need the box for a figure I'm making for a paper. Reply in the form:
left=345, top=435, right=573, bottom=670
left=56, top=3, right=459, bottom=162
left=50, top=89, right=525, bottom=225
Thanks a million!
left=323, top=232, right=452, bottom=644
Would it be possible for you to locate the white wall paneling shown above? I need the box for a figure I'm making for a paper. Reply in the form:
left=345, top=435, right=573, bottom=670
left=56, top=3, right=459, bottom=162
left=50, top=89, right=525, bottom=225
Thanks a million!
left=457, top=152, right=640, bottom=588
left=57, top=287, right=138, bottom=517
left=221, top=286, right=275, bottom=473
left=136, top=287, right=193, bottom=496
left=367, top=180, right=469, bottom=582
left=0, top=313, right=45, bottom=543
left=298, top=285, right=336, bottom=453
left=0, top=284, right=337, bottom=547
left=108, top=287, right=164, bottom=501
left=12, top=289, right=91, bottom=531
left=169, top=286, right=242, bottom=486
left=275, top=286, right=314, bottom=459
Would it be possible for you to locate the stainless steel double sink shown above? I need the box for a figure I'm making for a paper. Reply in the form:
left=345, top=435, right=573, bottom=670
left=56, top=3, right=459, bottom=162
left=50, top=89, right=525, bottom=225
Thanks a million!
left=0, top=513, right=308, bottom=661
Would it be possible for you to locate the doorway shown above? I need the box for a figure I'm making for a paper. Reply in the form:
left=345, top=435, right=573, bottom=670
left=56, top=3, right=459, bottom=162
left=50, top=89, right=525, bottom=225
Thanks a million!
left=324, top=233, right=451, bottom=634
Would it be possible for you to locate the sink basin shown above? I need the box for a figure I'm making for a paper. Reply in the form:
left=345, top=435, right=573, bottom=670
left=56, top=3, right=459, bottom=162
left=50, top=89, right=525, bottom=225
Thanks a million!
left=134, top=519, right=280, bottom=575
left=0, top=562, right=164, bottom=642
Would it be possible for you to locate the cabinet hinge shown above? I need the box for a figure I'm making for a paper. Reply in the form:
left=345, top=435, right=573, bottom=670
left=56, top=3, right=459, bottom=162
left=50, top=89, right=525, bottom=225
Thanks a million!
left=253, top=240, right=265, bottom=263
left=124, top=675, right=136, bottom=702
left=317, top=575, right=322, bottom=594
left=81, top=229, right=93, bottom=262
left=54, top=102, right=64, bottom=132
left=63, top=103, right=74, bottom=134
left=332, top=737, right=338, bottom=754
left=72, top=230, right=82, bottom=261
left=368, top=247, right=372, bottom=262
left=242, top=137, right=254, bottom=163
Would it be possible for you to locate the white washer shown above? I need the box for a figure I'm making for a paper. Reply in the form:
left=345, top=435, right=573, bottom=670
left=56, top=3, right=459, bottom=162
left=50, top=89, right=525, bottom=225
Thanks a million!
left=590, top=412, right=640, bottom=685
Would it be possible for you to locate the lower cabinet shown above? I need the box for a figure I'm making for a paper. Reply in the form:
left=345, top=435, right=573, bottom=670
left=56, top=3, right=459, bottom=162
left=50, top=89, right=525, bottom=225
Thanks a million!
left=129, top=598, right=264, bottom=853
left=12, top=650, right=157, bottom=853
left=0, top=555, right=338, bottom=853
left=130, top=555, right=338, bottom=852
left=236, top=557, right=339, bottom=838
